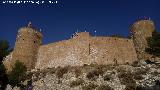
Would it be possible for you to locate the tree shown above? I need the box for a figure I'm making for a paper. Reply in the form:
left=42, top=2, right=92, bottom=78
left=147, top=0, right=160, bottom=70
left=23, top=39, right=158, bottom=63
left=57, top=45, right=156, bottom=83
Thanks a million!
left=0, top=40, right=11, bottom=89
left=146, top=31, right=160, bottom=56
left=0, top=40, right=10, bottom=63
left=0, top=64, right=8, bottom=90
left=8, top=60, right=27, bottom=87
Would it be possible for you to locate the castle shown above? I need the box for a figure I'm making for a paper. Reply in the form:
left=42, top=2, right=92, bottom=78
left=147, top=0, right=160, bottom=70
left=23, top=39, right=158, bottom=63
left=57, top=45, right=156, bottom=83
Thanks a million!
left=3, top=19, right=155, bottom=71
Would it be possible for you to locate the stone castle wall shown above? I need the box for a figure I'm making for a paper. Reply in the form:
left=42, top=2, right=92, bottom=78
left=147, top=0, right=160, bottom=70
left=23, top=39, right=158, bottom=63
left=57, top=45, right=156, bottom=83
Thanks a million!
left=35, top=33, right=137, bottom=70
left=35, top=32, right=90, bottom=69
left=3, top=20, right=155, bottom=71
left=89, top=37, right=137, bottom=65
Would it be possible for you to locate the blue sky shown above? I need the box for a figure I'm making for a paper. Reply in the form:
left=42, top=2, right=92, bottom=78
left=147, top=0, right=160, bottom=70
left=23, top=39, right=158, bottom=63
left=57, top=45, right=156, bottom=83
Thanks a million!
left=0, top=0, right=159, bottom=48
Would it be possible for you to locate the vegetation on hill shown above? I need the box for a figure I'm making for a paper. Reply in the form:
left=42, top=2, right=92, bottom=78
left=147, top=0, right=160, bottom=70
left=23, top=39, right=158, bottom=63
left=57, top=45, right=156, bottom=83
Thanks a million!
left=0, top=40, right=27, bottom=89
left=0, top=40, right=11, bottom=89
left=21, top=63, right=160, bottom=90
left=8, top=60, right=27, bottom=87
left=146, top=31, right=160, bottom=56
left=0, top=63, right=8, bottom=90
left=0, top=40, right=11, bottom=63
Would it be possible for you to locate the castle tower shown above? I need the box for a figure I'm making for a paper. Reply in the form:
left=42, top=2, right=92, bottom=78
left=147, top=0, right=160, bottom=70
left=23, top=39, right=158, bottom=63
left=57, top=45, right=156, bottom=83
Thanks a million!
left=130, top=19, right=155, bottom=59
left=11, top=22, right=42, bottom=70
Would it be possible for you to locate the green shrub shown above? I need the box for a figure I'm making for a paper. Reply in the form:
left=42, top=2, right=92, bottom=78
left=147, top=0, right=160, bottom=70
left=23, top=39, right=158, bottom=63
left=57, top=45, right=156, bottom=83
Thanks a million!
left=83, top=64, right=89, bottom=67
left=133, top=74, right=143, bottom=80
left=50, top=68, right=56, bottom=74
left=118, top=71, right=136, bottom=85
left=0, top=40, right=11, bottom=62
left=96, top=65, right=115, bottom=71
left=96, top=85, right=113, bottom=90
left=24, top=72, right=33, bottom=80
left=146, top=31, right=160, bottom=56
left=82, top=83, right=98, bottom=90
left=0, top=63, right=6, bottom=74
left=116, top=67, right=126, bottom=73
left=0, top=40, right=12, bottom=89
left=136, top=86, right=146, bottom=90
left=118, top=71, right=137, bottom=90
left=151, top=71, right=159, bottom=76
left=74, top=67, right=82, bottom=78
left=70, top=79, right=84, bottom=87
left=8, top=60, right=27, bottom=86
left=95, top=65, right=106, bottom=74
left=125, top=84, right=136, bottom=90
left=134, top=68, right=148, bottom=75
left=103, top=74, right=111, bottom=81
left=0, top=63, right=8, bottom=89
left=55, top=66, right=69, bottom=78
left=86, top=70, right=97, bottom=80
left=86, top=65, right=104, bottom=80
left=132, top=61, right=139, bottom=67
left=90, top=63, right=98, bottom=67
left=86, top=69, right=103, bottom=80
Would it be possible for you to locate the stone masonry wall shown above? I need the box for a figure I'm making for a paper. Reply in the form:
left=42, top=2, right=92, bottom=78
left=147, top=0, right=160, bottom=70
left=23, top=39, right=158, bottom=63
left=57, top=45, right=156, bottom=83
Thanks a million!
left=35, top=34, right=138, bottom=70
left=89, top=37, right=137, bottom=65
left=35, top=32, right=90, bottom=69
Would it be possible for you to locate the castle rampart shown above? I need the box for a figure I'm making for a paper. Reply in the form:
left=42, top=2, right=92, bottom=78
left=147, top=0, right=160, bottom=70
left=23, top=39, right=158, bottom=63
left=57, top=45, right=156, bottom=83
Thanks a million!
left=89, top=37, right=137, bottom=65
left=35, top=34, right=137, bottom=70
left=3, top=19, right=155, bottom=71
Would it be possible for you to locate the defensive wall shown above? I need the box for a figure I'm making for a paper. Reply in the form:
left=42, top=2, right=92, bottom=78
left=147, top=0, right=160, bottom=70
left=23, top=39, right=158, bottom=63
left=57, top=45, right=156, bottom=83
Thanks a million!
left=3, top=19, right=155, bottom=71
left=35, top=33, right=137, bottom=70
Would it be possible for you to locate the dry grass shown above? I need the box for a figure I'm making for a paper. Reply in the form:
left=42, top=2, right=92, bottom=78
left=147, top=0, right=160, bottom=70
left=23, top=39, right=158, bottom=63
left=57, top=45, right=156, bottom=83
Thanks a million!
left=55, top=66, right=69, bottom=78
left=73, top=66, right=82, bottom=78
left=86, top=69, right=103, bottom=80
left=70, top=79, right=84, bottom=87
left=82, top=83, right=98, bottom=90
left=96, top=85, right=114, bottom=90
left=103, top=74, right=112, bottom=81
left=117, top=69, right=137, bottom=90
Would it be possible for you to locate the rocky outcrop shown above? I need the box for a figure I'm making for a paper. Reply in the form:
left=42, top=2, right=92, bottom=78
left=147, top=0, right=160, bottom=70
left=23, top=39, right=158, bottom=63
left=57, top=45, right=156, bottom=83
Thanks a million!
left=5, top=84, right=20, bottom=90
left=9, top=61, right=160, bottom=90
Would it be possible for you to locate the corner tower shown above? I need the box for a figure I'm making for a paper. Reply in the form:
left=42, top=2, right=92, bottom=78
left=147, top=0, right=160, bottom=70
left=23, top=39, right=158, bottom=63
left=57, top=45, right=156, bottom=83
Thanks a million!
left=12, top=22, right=42, bottom=70
left=130, top=19, right=155, bottom=59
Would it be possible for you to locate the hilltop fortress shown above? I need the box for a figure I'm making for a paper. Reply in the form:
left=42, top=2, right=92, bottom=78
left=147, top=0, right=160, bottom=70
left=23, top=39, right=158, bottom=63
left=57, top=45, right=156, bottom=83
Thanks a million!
left=3, top=20, right=155, bottom=71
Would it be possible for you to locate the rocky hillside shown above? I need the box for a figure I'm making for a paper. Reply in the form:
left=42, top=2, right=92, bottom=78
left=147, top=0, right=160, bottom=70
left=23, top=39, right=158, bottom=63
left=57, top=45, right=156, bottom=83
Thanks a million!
left=6, top=60, right=160, bottom=90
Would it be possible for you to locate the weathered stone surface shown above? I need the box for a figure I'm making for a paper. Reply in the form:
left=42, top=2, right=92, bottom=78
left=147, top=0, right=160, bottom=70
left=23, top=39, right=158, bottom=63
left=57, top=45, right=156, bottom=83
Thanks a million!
left=5, top=84, right=20, bottom=90
left=3, top=19, right=157, bottom=72
left=35, top=33, right=137, bottom=70
left=131, top=20, right=155, bottom=60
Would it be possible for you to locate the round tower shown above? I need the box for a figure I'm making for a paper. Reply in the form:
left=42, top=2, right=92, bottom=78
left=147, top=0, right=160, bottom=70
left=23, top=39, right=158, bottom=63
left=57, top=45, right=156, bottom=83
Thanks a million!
left=130, top=19, right=155, bottom=59
left=12, top=22, right=42, bottom=70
